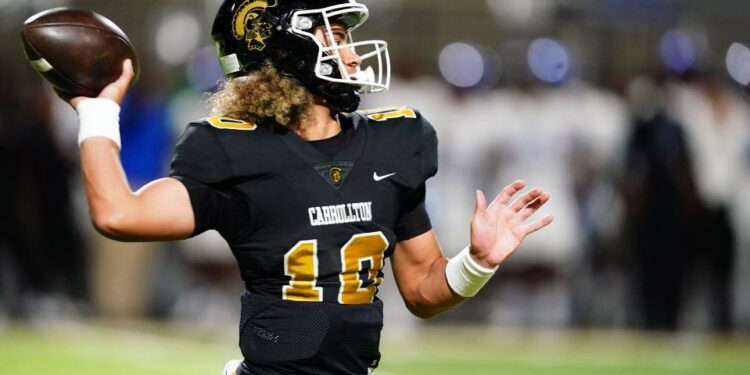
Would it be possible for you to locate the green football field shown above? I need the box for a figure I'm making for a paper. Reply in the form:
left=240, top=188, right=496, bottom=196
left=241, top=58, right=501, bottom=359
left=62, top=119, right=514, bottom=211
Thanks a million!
left=1, top=323, right=749, bottom=375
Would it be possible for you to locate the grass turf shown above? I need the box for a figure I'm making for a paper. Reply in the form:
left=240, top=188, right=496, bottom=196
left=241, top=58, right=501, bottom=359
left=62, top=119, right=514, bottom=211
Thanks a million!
left=1, top=324, right=749, bottom=374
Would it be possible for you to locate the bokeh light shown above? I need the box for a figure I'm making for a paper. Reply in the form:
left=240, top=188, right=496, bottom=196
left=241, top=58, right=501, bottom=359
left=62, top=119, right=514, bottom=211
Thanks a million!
left=659, top=29, right=697, bottom=74
left=726, top=42, right=750, bottom=86
left=438, top=43, right=486, bottom=89
left=527, top=38, right=570, bottom=84
left=155, top=12, right=202, bottom=66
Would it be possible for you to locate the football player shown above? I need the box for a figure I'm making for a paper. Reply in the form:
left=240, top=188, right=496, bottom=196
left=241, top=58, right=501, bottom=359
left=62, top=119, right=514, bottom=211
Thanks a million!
left=63, top=0, right=553, bottom=374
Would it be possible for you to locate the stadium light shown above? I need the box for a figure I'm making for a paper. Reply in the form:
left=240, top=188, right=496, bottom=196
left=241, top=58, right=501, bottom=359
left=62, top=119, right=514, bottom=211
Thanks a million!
left=527, top=38, right=570, bottom=84
left=155, top=12, right=202, bottom=66
left=726, top=42, right=750, bottom=86
left=659, top=28, right=709, bottom=75
left=438, top=42, right=486, bottom=89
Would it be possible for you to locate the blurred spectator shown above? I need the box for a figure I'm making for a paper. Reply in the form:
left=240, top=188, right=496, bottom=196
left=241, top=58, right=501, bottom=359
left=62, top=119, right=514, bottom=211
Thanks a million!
left=0, top=66, right=88, bottom=321
left=565, top=81, right=629, bottom=327
left=478, top=81, right=627, bottom=326
left=666, top=75, right=750, bottom=331
left=621, top=76, right=702, bottom=331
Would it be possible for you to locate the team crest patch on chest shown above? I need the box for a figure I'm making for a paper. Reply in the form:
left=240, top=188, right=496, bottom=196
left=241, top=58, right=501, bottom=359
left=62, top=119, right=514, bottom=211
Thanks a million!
left=313, top=162, right=354, bottom=190
left=329, top=167, right=343, bottom=184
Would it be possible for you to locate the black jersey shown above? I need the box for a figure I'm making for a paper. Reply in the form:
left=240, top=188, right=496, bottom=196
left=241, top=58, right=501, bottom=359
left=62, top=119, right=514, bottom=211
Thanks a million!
left=170, top=107, right=437, bottom=374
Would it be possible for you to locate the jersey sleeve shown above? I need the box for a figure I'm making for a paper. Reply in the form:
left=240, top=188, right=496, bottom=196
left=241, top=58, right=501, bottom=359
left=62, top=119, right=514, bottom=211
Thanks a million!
left=170, top=122, right=248, bottom=240
left=394, top=184, right=432, bottom=241
left=396, top=112, right=438, bottom=241
left=173, top=176, right=252, bottom=241
left=418, top=114, right=439, bottom=182
left=170, top=122, right=235, bottom=184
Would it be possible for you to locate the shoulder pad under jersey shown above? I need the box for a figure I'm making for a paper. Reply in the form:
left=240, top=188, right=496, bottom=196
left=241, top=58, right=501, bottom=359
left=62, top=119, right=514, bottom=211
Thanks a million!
left=170, top=117, right=267, bottom=184
left=350, top=106, right=438, bottom=185
left=170, top=120, right=233, bottom=184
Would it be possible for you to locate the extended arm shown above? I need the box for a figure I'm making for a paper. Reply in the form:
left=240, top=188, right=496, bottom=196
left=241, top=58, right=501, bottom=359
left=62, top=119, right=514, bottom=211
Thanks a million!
left=70, top=60, right=195, bottom=241
left=390, top=229, right=459, bottom=318
left=390, top=181, right=553, bottom=319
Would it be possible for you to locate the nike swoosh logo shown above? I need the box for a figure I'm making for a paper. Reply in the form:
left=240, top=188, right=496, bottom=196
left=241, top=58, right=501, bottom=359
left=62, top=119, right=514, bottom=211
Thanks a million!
left=373, top=172, right=396, bottom=182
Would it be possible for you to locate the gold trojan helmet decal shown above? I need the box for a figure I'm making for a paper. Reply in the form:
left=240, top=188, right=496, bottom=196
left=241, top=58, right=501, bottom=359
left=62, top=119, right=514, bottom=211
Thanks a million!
left=232, top=0, right=279, bottom=51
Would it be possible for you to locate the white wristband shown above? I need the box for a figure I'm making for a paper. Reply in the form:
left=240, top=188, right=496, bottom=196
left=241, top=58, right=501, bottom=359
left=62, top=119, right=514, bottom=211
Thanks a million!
left=446, top=246, right=499, bottom=298
left=76, top=98, right=121, bottom=149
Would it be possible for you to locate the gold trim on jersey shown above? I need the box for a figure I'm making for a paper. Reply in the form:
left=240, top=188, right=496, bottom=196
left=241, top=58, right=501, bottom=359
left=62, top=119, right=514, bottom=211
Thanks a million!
left=362, top=106, right=417, bottom=122
left=206, top=116, right=258, bottom=131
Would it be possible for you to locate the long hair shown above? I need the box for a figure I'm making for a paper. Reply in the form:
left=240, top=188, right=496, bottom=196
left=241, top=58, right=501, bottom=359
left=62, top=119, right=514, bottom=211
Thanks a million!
left=205, top=62, right=315, bottom=128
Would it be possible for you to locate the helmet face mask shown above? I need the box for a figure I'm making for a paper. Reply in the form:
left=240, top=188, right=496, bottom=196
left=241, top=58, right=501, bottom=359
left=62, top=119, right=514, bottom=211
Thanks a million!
left=212, top=0, right=391, bottom=113
left=290, top=3, right=390, bottom=95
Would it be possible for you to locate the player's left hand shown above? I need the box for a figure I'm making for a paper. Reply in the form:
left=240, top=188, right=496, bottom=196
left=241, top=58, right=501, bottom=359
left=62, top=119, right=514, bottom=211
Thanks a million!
left=469, top=180, right=553, bottom=268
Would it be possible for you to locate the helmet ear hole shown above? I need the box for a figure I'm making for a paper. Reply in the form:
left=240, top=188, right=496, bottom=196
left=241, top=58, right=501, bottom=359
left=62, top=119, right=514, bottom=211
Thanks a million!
left=296, top=16, right=314, bottom=30
left=318, top=63, right=335, bottom=77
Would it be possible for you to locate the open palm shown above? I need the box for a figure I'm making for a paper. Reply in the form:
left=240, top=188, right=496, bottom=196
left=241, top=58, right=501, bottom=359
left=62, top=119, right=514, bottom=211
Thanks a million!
left=469, top=180, right=554, bottom=268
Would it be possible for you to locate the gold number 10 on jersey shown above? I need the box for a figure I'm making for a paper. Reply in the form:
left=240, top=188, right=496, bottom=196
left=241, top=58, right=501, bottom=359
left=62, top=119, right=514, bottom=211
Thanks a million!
left=283, top=232, right=389, bottom=304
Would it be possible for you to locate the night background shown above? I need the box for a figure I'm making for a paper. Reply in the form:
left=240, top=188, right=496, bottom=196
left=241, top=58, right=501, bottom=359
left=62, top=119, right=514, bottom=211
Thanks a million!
left=1, top=0, right=750, bottom=373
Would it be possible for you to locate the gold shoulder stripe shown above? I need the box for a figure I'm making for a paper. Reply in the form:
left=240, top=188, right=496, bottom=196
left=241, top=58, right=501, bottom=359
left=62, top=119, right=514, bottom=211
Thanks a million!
left=206, top=116, right=258, bottom=131
left=361, top=106, right=409, bottom=114
left=362, top=106, right=417, bottom=122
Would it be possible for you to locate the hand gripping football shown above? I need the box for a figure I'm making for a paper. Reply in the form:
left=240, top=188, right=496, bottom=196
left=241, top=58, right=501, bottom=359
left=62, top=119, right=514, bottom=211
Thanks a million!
left=20, top=7, right=140, bottom=98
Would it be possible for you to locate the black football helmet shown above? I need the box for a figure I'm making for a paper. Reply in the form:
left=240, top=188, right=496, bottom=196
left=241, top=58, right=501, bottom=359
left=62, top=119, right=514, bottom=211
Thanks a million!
left=212, top=0, right=390, bottom=113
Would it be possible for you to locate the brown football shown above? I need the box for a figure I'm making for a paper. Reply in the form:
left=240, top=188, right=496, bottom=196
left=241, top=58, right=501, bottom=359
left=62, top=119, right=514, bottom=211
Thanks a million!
left=20, top=8, right=140, bottom=98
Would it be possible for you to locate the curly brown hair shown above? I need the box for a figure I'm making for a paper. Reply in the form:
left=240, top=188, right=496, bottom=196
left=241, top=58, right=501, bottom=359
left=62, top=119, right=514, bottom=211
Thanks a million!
left=205, top=62, right=315, bottom=128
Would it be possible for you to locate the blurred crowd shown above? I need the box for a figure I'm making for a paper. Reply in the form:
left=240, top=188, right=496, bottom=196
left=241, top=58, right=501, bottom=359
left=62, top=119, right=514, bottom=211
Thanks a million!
left=1, top=0, right=750, bottom=335
left=366, top=70, right=750, bottom=333
left=2, top=59, right=750, bottom=334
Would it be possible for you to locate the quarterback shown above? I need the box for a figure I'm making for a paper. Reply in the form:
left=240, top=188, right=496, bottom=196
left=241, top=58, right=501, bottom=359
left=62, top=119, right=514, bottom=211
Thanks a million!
left=64, top=0, right=552, bottom=374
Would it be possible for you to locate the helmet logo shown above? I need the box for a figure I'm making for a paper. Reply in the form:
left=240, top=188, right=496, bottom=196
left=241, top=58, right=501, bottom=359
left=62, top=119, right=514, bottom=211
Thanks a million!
left=232, top=0, right=278, bottom=52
